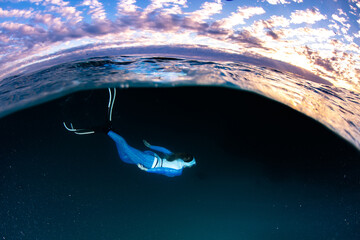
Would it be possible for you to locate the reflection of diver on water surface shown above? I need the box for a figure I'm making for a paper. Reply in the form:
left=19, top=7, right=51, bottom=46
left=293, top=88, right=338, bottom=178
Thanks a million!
left=63, top=88, right=196, bottom=177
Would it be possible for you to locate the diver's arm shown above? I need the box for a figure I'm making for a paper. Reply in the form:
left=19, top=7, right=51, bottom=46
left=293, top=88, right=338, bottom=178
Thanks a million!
left=143, top=140, right=173, bottom=155
left=146, top=167, right=183, bottom=177
left=137, top=164, right=149, bottom=171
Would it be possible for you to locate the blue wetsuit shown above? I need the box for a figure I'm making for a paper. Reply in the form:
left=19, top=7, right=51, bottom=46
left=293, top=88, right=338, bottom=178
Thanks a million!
left=108, top=131, right=195, bottom=177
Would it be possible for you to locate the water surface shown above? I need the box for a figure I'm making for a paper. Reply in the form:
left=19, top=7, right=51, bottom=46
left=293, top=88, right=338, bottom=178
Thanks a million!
left=1, top=56, right=359, bottom=150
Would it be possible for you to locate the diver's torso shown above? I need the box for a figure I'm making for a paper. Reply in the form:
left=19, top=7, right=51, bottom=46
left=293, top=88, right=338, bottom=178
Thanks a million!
left=153, top=156, right=184, bottom=170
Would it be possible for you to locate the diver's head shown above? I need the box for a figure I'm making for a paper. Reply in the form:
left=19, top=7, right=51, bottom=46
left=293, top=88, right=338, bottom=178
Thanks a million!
left=167, top=152, right=196, bottom=167
left=182, top=153, right=194, bottom=163
left=183, top=157, right=196, bottom=168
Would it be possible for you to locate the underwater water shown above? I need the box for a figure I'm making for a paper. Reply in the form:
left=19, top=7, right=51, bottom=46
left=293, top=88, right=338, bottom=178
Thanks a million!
left=0, top=57, right=360, bottom=239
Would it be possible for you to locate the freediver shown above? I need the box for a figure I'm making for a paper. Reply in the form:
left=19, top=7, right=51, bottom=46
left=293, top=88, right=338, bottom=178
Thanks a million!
left=63, top=88, right=196, bottom=177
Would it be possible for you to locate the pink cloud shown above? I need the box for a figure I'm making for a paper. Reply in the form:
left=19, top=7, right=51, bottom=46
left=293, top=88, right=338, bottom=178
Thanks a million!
left=264, top=15, right=290, bottom=28
left=43, top=0, right=69, bottom=7
left=33, top=13, right=64, bottom=30
left=48, top=6, right=83, bottom=23
left=290, top=8, right=327, bottom=24
left=332, top=14, right=348, bottom=26
left=265, top=0, right=290, bottom=4
left=0, top=7, right=35, bottom=18
left=217, top=6, right=265, bottom=29
left=189, top=0, right=222, bottom=22
left=144, top=0, right=188, bottom=13
left=0, top=21, right=43, bottom=35
left=81, top=0, right=107, bottom=20
left=117, top=0, right=139, bottom=15
left=264, top=0, right=303, bottom=4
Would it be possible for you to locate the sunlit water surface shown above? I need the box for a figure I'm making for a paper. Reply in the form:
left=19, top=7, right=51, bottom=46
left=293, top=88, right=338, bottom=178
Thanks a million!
left=1, top=56, right=359, bottom=150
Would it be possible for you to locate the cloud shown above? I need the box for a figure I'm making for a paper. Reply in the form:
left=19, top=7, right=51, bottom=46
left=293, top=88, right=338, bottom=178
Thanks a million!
left=331, top=14, right=351, bottom=36
left=242, top=20, right=344, bottom=80
left=114, top=3, right=266, bottom=50
left=7, top=0, right=68, bottom=6
left=117, top=0, right=139, bottom=15
left=228, top=30, right=266, bottom=48
left=349, top=4, right=357, bottom=13
left=265, top=0, right=289, bottom=4
left=266, top=29, right=281, bottom=40
left=349, top=0, right=360, bottom=8
left=82, top=20, right=118, bottom=35
left=290, top=8, right=327, bottom=24
left=244, top=15, right=290, bottom=41
left=81, top=0, right=107, bottom=20
left=116, top=11, right=183, bottom=32
left=217, top=6, right=265, bottom=29
left=144, top=0, right=188, bottom=14
left=45, top=0, right=69, bottom=7
left=283, top=27, right=335, bottom=44
left=0, top=0, right=69, bottom=5
left=0, top=34, right=10, bottom=43
left=48, top=6, right=83, bottom=23
left=329, top=22, right=340, bottom=31
left=264, top=0, right=303, bottom=4
left=355, top=30, right=360, bottom=38
left=0, top=7, right=34, bottom=18
left=0, top=4, right=82, bottom=23
left=333, top=17, right=351, bottom=32
left=189, top=0, right=222, bottom=22
left=302, top=45, right=334, bottom=72
left=332, top=14, right=348, bottom=26
left=337, top=8, right=347, bottom=16
left=294, top=43, right=360, bottom=91
left=33, top=13, right=64, bottom=29
left=0, top=21, right=43, bottom=35
left=264, top=15, right=290, bottom=28
left=0, top=21, right=46, bottom=49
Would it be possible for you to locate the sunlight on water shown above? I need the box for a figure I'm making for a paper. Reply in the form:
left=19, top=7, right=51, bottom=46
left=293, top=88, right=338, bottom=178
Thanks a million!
left=1, top=56, right=359, bottom=151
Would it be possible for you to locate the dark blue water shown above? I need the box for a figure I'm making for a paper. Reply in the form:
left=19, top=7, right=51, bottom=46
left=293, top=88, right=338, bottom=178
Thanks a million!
left=1, top=87, right=359, bottom=240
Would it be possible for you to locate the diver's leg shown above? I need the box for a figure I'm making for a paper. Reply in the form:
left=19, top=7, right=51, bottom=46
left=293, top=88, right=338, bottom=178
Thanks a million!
left=108, top=131, right=155, bottom=168
left=107, top=131, right=134, bottom=164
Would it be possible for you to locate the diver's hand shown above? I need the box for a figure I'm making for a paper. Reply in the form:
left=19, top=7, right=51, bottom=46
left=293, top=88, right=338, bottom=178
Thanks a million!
left=143, top=140, right=151, bottom=148
left=137, top=164, right=148, bottom=171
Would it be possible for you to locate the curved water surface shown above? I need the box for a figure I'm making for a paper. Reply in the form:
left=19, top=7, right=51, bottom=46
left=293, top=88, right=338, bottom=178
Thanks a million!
left=1, top=56, right=359, bottom=151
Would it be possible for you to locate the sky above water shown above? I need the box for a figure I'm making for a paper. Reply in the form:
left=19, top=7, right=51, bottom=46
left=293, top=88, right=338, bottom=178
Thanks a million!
left=0, top=0, right=360, bottom=91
